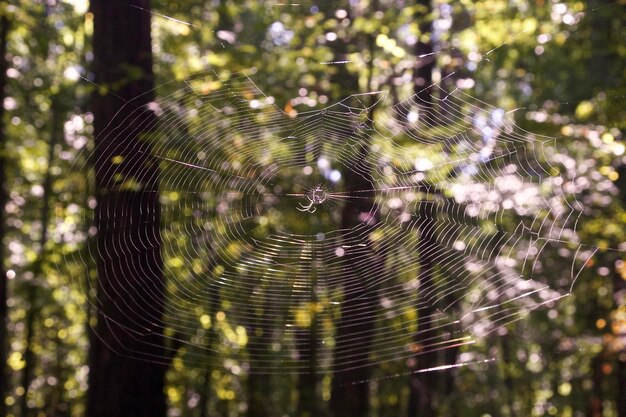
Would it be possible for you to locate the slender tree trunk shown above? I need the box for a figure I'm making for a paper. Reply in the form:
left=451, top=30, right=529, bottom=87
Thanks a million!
left=247, top=325, right=272, bottom=417
left=87, top=1, right=166, bottom=416
left=588, top=352, right=604, bottom=417
left=500, top=327, right=516, bottom=417
left=18, top=94, right=61, bottom=417
left=407, top=2, right=438, bottom=416
left=614, top=114, right=626, bottom=417
left=407, top=206, right=437, bottom=417
left=618, top=348, right=626, bottom=417
left=413, top=0, right=435, bottom=107
left=320, top=4, right=373, bottom=415
left=442, top=275, right=462, bottom=417
left=295, top=267, right=319, bottom=417
left=199, top=285, right=219, bottom=417
left=614, top=259, right=626, bottom=417
left=0, top=12, right=10, bottom=417
left=330, top=133, right=380, bottom=417
left=328, top=26, right=382, bottom=413
left=19, top=285, right=36, bottom=417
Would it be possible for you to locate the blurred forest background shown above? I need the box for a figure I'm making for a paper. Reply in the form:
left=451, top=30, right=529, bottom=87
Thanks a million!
left=1, top=0, right=626, bottom=417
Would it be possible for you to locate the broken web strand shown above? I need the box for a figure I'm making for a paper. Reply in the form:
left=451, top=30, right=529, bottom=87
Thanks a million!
left=65, top=4, right=626, bottom=382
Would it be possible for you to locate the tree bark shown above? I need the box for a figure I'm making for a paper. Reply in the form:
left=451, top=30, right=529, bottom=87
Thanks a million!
left=330, top=131, right=380, bottom=417
left=413, top=0, right=435, bottom=107
left=614, top=259, right=626, bottom=417
left=407, top=2, right=438, bottom=416
left=614, top=86, right=626, bottom=416
left=407, top=206, right=437, bottom=417
left=587, top=352, right=604, bottom=417
left=18, top=93, right=62, bottom=417
left=320, top=4, right=374, bottom=416
left=18, top=284, right=36, bottom=417
left=87, top=1, right=166, bottom=416
left=247, top=322, right=273, bottom=417
left=0, top=12, right=10, bottom=417
left=295, top=270, right=319, bottom=417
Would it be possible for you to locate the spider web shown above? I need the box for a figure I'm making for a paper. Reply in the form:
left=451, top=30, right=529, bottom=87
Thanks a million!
left=70, top=63, right=606, bottom=381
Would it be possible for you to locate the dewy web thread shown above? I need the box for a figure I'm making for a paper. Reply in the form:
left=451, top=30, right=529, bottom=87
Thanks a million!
left=69, top=66, right=610, bottom=376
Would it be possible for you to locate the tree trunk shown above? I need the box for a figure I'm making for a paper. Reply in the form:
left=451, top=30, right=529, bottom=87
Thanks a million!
left=87, top=1, right=166, bottom=417
left=330, top=136, right=380, bottom=417
left=588, top=352, right=604, bottom=417
left=618, top=346, right=626, bottom=417
left=295, top=270, right=319, bottom=417
left=19, top=284, right=36, bottom=417
left=614, top=259, right=626, bottom=417
left=413, top=0, right=435, bottom=107
left=19, top=94, right=61, bottom=417
left=247, top=325, right=273, bottom=417
left=407, top=207, right=437, bottom=417
left=0, top=13, right=10, bottom=417
left=320, top=4, right=374, bottom=416
left=407, top=2, right=438, bottom=416
left=199, top=285, right=219, bottom=417
left=614, top=104, right=626, bottom=417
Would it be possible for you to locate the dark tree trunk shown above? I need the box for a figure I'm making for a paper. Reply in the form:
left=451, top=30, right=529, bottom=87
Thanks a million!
left=330, top=137, right=380, bottom=417
left=588, top=352, right=604, bottom=417
left=247, top=325, right=273, bottom=417
left=19, top=284, right=36, bottom=417
left=407, top=2, right=438, bottom=416
left=413, top=0, right=435, bottom=107
left=19, top=95, right=61, bottom=417
left=199, top=284, right=219, bottom=417
left=319, top=4, right=374, bottom=416
left=618, top=346, right=626, bottom=417
left=87, top=1, right=166, bottom=417
left=407, top=207, right=437, bottom=417
left=295, top=274, right=319, bottom=417
left=328, top=23, right=381, bottom=413
left=0, top=13, right=10, bottom=417
left=247, top=371, right=272, bottom=417
left=614, top=259, right=626, bottom=417
left=500, top=326, right=517, bottom=417
left=614, top=115, right=626, bottom=417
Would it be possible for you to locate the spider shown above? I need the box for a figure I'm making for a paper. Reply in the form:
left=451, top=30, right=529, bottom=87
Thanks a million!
left=297, top=186, right=328, bottom=213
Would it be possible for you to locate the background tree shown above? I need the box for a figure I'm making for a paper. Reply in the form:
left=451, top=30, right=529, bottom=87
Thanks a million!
left=0, top=6, right=10, bottom=417
left=1, top=1, right=624, bottom=417
left=87, top=0, right=167, bottom=416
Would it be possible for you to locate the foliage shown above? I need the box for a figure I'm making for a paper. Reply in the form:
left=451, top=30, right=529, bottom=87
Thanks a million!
left=3, top=0, right=625, bottom=416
